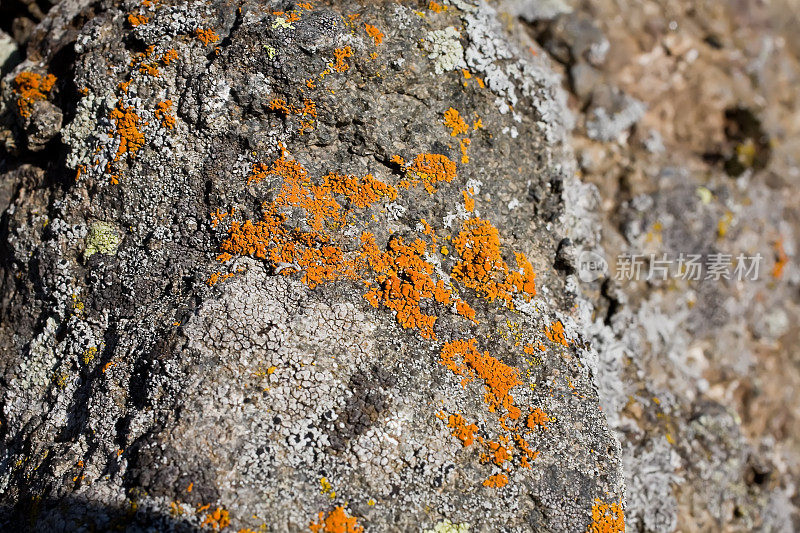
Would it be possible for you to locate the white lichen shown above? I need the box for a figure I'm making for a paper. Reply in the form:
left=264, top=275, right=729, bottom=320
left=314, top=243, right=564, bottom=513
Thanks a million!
left=426, top=27, right=467, bottom=74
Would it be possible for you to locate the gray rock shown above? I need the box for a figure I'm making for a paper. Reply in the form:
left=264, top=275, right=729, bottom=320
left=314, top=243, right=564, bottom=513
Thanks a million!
left=0, top=1, right=623, bottom=531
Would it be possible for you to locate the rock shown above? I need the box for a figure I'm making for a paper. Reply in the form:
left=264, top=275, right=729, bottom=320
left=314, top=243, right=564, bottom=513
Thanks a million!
left=0, top=1, right=623, bottom=531
left=554, top=237, right=576, bottom=273
left=22, top=99, right=62, bottom=150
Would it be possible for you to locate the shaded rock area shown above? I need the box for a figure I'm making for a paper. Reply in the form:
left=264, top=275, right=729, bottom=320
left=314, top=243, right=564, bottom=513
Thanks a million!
left=0, top=0, right=797, bottom=532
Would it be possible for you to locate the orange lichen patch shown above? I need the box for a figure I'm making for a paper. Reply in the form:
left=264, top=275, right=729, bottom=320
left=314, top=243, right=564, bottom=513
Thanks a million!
left=361, top=234, right=443, bottom=338
left=211, top=207, right=235, bottom=227
left=207, top=272, right=234, bottom=286
left=513, top=434, right=539, bottom=466
left=447, top=413, right=479, bottom=446
left=223, top=149, right=416, bottom=291
left=127, top=13, right=150, bottom=26
left=390, top=154, right=405, bottom=166
left=161, top=49, right=179, bottom=65
left=527, top=407, right=549, bottom=430
left=482, top=439, right=512, bottom=466
left=419, top=218, right=436, bottom=239
left=459, top=138, right=471, bottom=164
left=455, top=300, right=476, bottom=322
left=450, top=218, right=536, bottom=307
left=13, top=71, right=57, bottom=118
left=588, top=500, right=625, bottom=533
left=429, top=1, right=446, bottom=12
left=544, top=320, right=569, bottom=346
left=364, top=23, right=384, bottom=45
left=398, top=153, right=457, bottom=194
left=773, top=239, right=788, bottom=279
left=473, top=117, right=484, bottom=130
left=200, top=507, right=230, bottom=530
left=269, top=98, right=293, bottom=115
left=333, top=46, right=353, bottom=72
left=196, top=28, right=220, bottom=45
left=309, top=506, right=363, bottom=533
left=109, top=100, right=146, bottom=162
left=439, top=338, right=522, bottom=417
left=462, top=190, right=475, bottom=212
left=483, top=473, right=508, bottom=488
left=155, top=100, right=176, bottom=129
left=268, top=98, right=317, bottom=131
left=443, top=107, right=469, bottom=137
left=323, top=172, right=397, bottom=208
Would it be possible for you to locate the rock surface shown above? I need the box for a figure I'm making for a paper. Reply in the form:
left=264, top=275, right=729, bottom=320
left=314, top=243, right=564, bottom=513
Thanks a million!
left=1, top=0, right=799, bottom=532
left=0, top=1, right=623, bottom=531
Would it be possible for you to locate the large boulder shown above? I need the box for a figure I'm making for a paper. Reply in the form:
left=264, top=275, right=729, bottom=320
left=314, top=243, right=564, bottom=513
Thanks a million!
left=0, top=0, right=624, bottom=531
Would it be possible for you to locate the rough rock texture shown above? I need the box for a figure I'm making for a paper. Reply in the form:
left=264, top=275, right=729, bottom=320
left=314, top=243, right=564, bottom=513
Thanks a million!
left=1, top=0, right=799, bottom=531
left=0, top=0, right=624, bottom=531
left=522, top=0, right=800, bottom=531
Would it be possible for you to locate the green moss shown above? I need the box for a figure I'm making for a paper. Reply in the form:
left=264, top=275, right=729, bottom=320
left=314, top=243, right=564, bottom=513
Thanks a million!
left=85, top=222, right=121, bottom=258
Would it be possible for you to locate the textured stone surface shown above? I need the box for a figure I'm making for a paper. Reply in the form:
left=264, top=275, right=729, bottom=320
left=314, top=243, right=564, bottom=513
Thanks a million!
left=2, top=0, right=799, bottom=531
left=0, top=1, right=623, bottom=531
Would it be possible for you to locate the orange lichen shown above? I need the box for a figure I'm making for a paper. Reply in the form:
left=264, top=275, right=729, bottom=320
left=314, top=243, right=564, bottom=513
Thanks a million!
left=398, top=153, right=457, bottom=194
left=225, top=148, right=453, bottom=335
left=196, top=28, right=220, bottom=45
left=109, top=100, right=146, bottom=162
left=215, top=143, right=550, bottom=488
left=544, top=320, right=569, bottom=346
left=268, top=98, right=317, bottom=131
left=773, top=239, right=788, bottom=279
left=309, top=506, right=363, bottom=533
left=443, top=107, right=469, bottom=137
left=527, top=408, right=549, bottom=430
left=456, top=300, right=476, bottom=322
left=588, top=500, right=625, bottom=533
left=324, top=172, right=398, bottom=208
left=155, top=100, right=175, bottom=129
left=451, top=218, right=536, bottom=307
left=361, top=234, right=441, bottom=338
left=333, top=46, right=353, bottom=72
left=207, top=272, right=234, bottom=286
left=462, top=190, right=475, bottom=212
left=482, top=439, right=512, bottom=466
left=439, top=338, right=522, bottom=417
left=200, top=507, right=230, bottom=530
left=429, top=1, right=446, bottom=12
left=459, top=138, right=471, bottom=164
left=161, top=49, right=179, bottom=65
left=224, top=148, right=410, bottom=293
left=13, top=71, right=57, bottom=118
left=483, top=473, right=508, bottom=488
left=127, top=13, right=149, bottom=26
left=364, top=23, right=384, bottom=45
left=447, top=413, right=479, bottom=446
left=269, top=98, right=293, bottom=114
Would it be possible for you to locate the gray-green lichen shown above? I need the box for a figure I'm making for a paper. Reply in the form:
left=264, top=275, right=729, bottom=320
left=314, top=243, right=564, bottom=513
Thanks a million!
left=84, top=221, right=120, bottom=258
left=425, top=518, right=471, bottom=532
